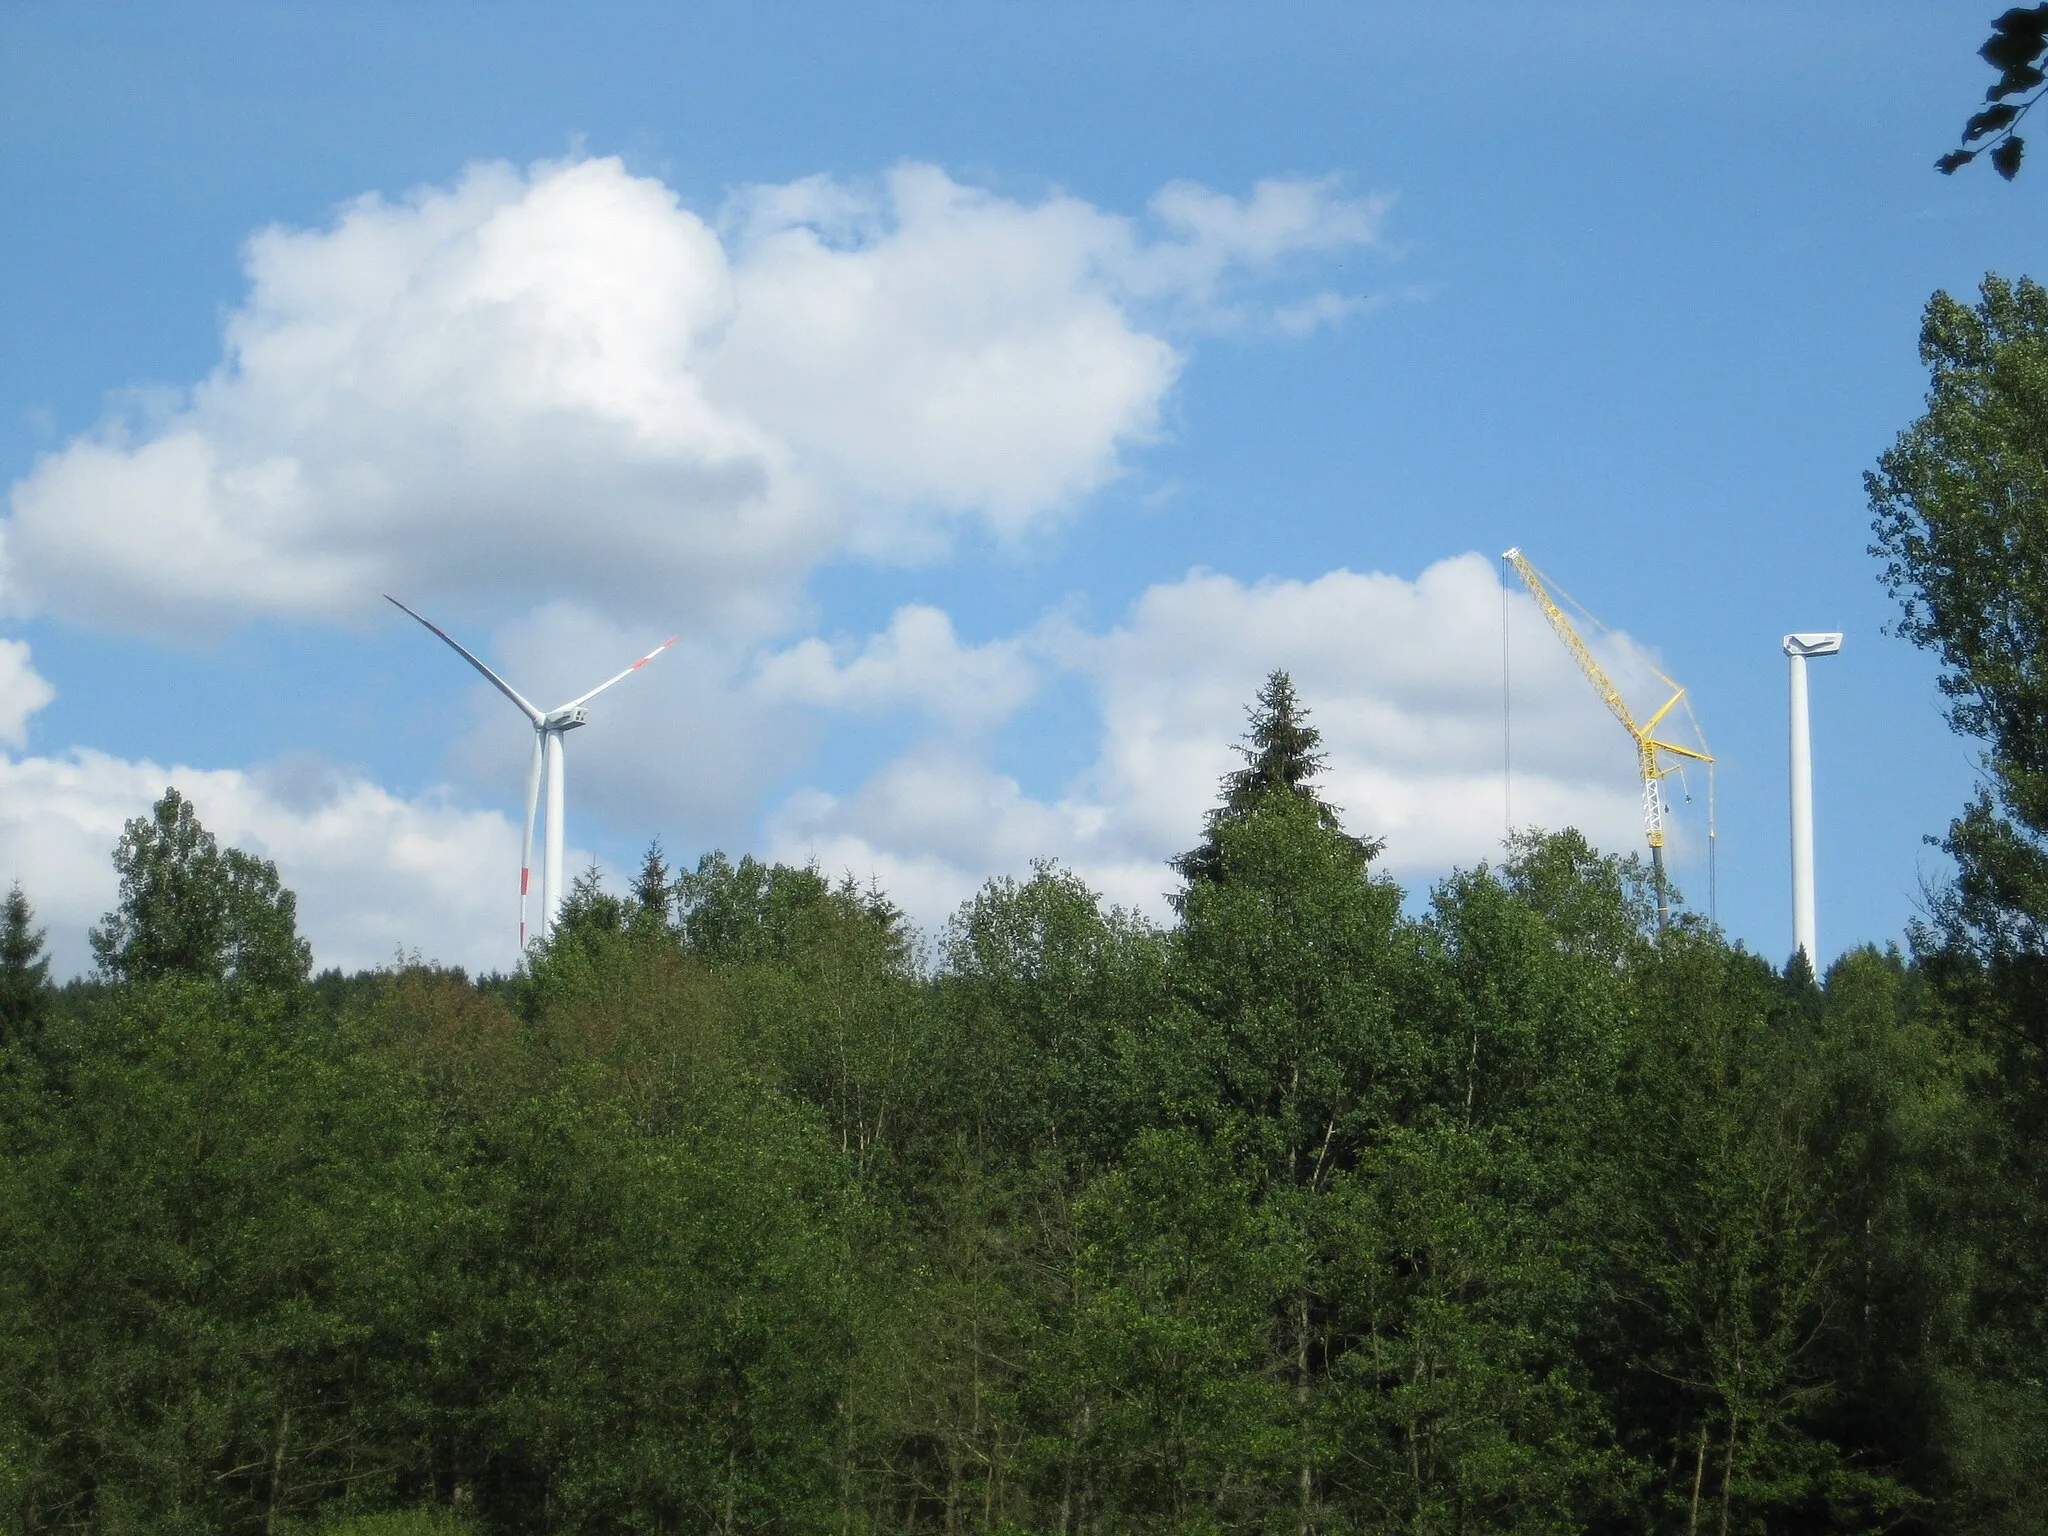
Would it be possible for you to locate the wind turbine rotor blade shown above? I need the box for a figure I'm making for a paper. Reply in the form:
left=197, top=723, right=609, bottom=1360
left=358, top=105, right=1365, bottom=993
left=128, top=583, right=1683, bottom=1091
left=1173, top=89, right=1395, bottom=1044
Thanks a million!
left=558, top=635, right=681, bottom=712
left=519, top=729, right=543, bottom=950
left=385, top=595, right=545, bottom=724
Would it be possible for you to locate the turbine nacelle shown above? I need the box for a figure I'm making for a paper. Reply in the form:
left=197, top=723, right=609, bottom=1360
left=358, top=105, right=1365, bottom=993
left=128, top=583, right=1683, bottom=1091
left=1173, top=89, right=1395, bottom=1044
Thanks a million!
left=543, top=707, right=589, bottom=731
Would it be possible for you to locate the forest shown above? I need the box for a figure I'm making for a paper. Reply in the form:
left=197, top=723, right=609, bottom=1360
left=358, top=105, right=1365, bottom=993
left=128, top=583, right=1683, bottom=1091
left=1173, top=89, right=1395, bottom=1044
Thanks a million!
left=4, top=279, right=2048, bottom=1536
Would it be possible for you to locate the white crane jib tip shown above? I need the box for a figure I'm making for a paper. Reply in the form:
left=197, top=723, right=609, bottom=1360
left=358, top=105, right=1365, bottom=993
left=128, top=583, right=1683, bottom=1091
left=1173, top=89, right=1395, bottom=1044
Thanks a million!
left=1783, top=632, right=1844, bottom=658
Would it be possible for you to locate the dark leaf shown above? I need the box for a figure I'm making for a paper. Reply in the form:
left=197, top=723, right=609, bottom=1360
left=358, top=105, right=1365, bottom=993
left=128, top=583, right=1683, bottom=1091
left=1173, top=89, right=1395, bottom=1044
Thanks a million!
left=1992, top=3, right=2048, bottom=34
left=1989, top=63, right=2048, bottom=99
left=1994, top=135, right=2027, bottom=178
left=1938, top=148, right=1980, bottom=174
left=1966, top=104, right=2023, bottom=141
left=1982, top=10, right=2048, bottom=72
left=1985, top=33, right=2046, bottom=70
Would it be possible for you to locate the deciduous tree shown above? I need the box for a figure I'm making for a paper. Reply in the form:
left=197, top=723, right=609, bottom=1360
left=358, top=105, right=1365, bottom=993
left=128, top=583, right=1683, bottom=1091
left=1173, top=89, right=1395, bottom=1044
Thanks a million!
left=87, top=788, right=311, bottom=992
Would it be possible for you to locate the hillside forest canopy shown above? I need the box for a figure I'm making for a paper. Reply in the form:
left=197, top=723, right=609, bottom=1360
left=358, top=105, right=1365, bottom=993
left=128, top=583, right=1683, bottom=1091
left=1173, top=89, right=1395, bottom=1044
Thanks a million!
left=7, top=276, right=2048, bottom=1534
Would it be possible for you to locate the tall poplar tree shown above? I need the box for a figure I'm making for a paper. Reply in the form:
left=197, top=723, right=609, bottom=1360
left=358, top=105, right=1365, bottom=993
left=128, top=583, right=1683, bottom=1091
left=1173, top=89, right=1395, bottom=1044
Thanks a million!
left=1867, top=271, right=2048, bottom=1526
left=1870, top=275, right=2048, bottom=959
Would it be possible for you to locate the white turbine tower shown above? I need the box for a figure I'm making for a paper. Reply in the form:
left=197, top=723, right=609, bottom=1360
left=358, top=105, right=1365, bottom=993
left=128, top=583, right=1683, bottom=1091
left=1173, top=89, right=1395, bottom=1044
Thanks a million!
left=1784, top=630, right=1843, bottom=968
left=387, top=597, right=677, bottom=950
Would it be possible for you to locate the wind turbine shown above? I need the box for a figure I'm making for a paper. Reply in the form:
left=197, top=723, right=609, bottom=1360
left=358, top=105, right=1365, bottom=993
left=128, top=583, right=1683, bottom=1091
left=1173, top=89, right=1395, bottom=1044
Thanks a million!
left=386, top=597, right=677, bottom=950
left=1784, top=631, right=1843, bottom=968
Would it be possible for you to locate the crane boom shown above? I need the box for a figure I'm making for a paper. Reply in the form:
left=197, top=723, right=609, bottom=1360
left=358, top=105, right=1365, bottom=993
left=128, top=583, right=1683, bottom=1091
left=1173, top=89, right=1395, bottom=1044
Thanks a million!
left=1502, top=547, right=1714, bottom=933
left=1506, top=550, right=1643, bottom=742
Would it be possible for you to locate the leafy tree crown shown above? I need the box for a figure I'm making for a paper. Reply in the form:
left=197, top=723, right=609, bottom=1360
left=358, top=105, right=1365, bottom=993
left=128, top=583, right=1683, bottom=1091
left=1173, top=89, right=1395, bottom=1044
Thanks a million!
left=89, top=786, right=312, bottom=991
left=1870, top=275, right=2048, bottom=957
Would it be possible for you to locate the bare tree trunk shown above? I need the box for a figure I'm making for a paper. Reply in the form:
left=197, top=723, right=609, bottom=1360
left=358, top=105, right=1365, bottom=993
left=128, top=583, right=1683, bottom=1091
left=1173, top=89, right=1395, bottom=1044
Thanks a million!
left=264, top=1407, right=290, bottom=1536
left=1717, top=1418, right=1739, bottom=1536
left=1687, top=1423, right=1708, bottom=1536
left=1409, top=1351, right=1427, bottom=1528
left=1297, top=1290, right=1313, bottom=1536
left=722, top=1396, right=740, bottom=1536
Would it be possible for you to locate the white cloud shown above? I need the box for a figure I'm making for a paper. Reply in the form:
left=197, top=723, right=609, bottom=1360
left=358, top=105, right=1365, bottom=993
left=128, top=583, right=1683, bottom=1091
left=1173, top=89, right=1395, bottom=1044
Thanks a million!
left=1134, top=177, right=1391, bottom=324
left=1149, top=176, right=1388, bottom=267
left=428, top=601, right=811, bottom=853
left=753, top=604, right=1035, bottom=730
left=0, top=747, right=542, bottom=978
left=0, top=639, right=55, bottom=748
left=765, top=744, right=1165, bottom=929
left=4, top=157, right=1386, bottom=641
left=1273, top=292, right=1376, bottom=336
left=0, top=155, right=1403, bottom=960
left=766, top=554, right=1689, bottom=930
left=708, top=165, right=1178, bottom=538
left=0, top=555, right=1684, bottom=974
left=0, top=645, right=532, bottom=976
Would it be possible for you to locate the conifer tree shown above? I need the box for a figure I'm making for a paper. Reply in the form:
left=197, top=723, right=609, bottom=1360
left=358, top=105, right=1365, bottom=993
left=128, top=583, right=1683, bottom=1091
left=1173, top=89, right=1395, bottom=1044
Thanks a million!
left=1172, top=669, right=1381, bottom=904
left=631, top=839, right=673, bottom=935
left=0, top=880, right=51, bottom=1049
left=552, top=859, right=631, bottom=941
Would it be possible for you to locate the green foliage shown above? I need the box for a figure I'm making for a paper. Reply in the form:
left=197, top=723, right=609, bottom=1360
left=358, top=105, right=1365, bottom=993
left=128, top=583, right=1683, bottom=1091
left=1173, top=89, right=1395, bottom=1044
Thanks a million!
left=0, top=883, right=51, bottom=1055
left=1870, top=271, right=2048, bottom=1532
left=1, top=978, right=443, bottom=1532
left=675, top=850, right=903, bottom=969
left=0, top=673, right=2027, bottom=1532
left=296, top=1513, right=475, bottom=1536
left=87, top=786, right=312, bottom=992
left=1869, top=275, right=2048, bottom=960
left=1172, top=669, right=1382, bottom=901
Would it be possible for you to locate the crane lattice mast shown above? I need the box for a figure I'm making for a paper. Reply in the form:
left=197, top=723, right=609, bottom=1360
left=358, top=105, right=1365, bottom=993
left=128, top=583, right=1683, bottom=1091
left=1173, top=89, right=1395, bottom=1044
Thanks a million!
left=1502, top=548, right=1714, bottom=934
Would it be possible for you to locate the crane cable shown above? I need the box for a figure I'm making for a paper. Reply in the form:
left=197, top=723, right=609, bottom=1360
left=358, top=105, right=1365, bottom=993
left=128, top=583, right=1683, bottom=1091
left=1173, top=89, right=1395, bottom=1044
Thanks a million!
left=1502, top=553, right=1513, bottom=847
left=1540, top=577, right=1720, bottom=933
left=1500, top=547, right=1719, bottom=930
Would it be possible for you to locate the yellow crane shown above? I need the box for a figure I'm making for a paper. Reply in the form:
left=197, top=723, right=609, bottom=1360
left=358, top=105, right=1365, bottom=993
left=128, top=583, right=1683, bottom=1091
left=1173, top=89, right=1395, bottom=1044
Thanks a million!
left=1502, top=547, right=1714, bottom=934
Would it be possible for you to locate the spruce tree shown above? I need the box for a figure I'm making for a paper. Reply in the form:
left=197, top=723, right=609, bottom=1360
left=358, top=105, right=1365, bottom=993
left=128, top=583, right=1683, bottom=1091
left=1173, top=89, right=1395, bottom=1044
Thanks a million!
left=631, top=839, right=673, bottom=935
left=551, top=859, right=633, bottom=945
left=1172, top=669, right=1381, bottom=904
left=0, top=880, right=51, bottom=1049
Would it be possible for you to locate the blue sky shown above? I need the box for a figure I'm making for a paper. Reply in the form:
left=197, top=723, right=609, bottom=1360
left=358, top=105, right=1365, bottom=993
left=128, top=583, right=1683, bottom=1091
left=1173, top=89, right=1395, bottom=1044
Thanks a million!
left=1, top=1, right=2040, bottom=974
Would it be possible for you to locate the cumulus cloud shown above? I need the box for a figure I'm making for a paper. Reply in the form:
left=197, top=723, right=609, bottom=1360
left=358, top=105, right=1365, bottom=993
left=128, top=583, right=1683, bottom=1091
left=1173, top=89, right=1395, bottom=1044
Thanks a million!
left=768, top=746, right=1104, bottom=925
left=767, top=554, right=1686, bottom=929
left=0, top=746, right=540, bottom=978
left=1134, top=177, right=1391, bottom=324
left=424, top=599, right=823, bottom=850
left=0, top=635, right=528, bottom=976
left=0, top=639, right=55, bottom=748
left=753, top=604, right=1035, bottom=730
left=0, top=153, right=1409, bottom=960
left=4, top=157, right=1386, bottom=641
left=708, top=166, right=1177, bottom=537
